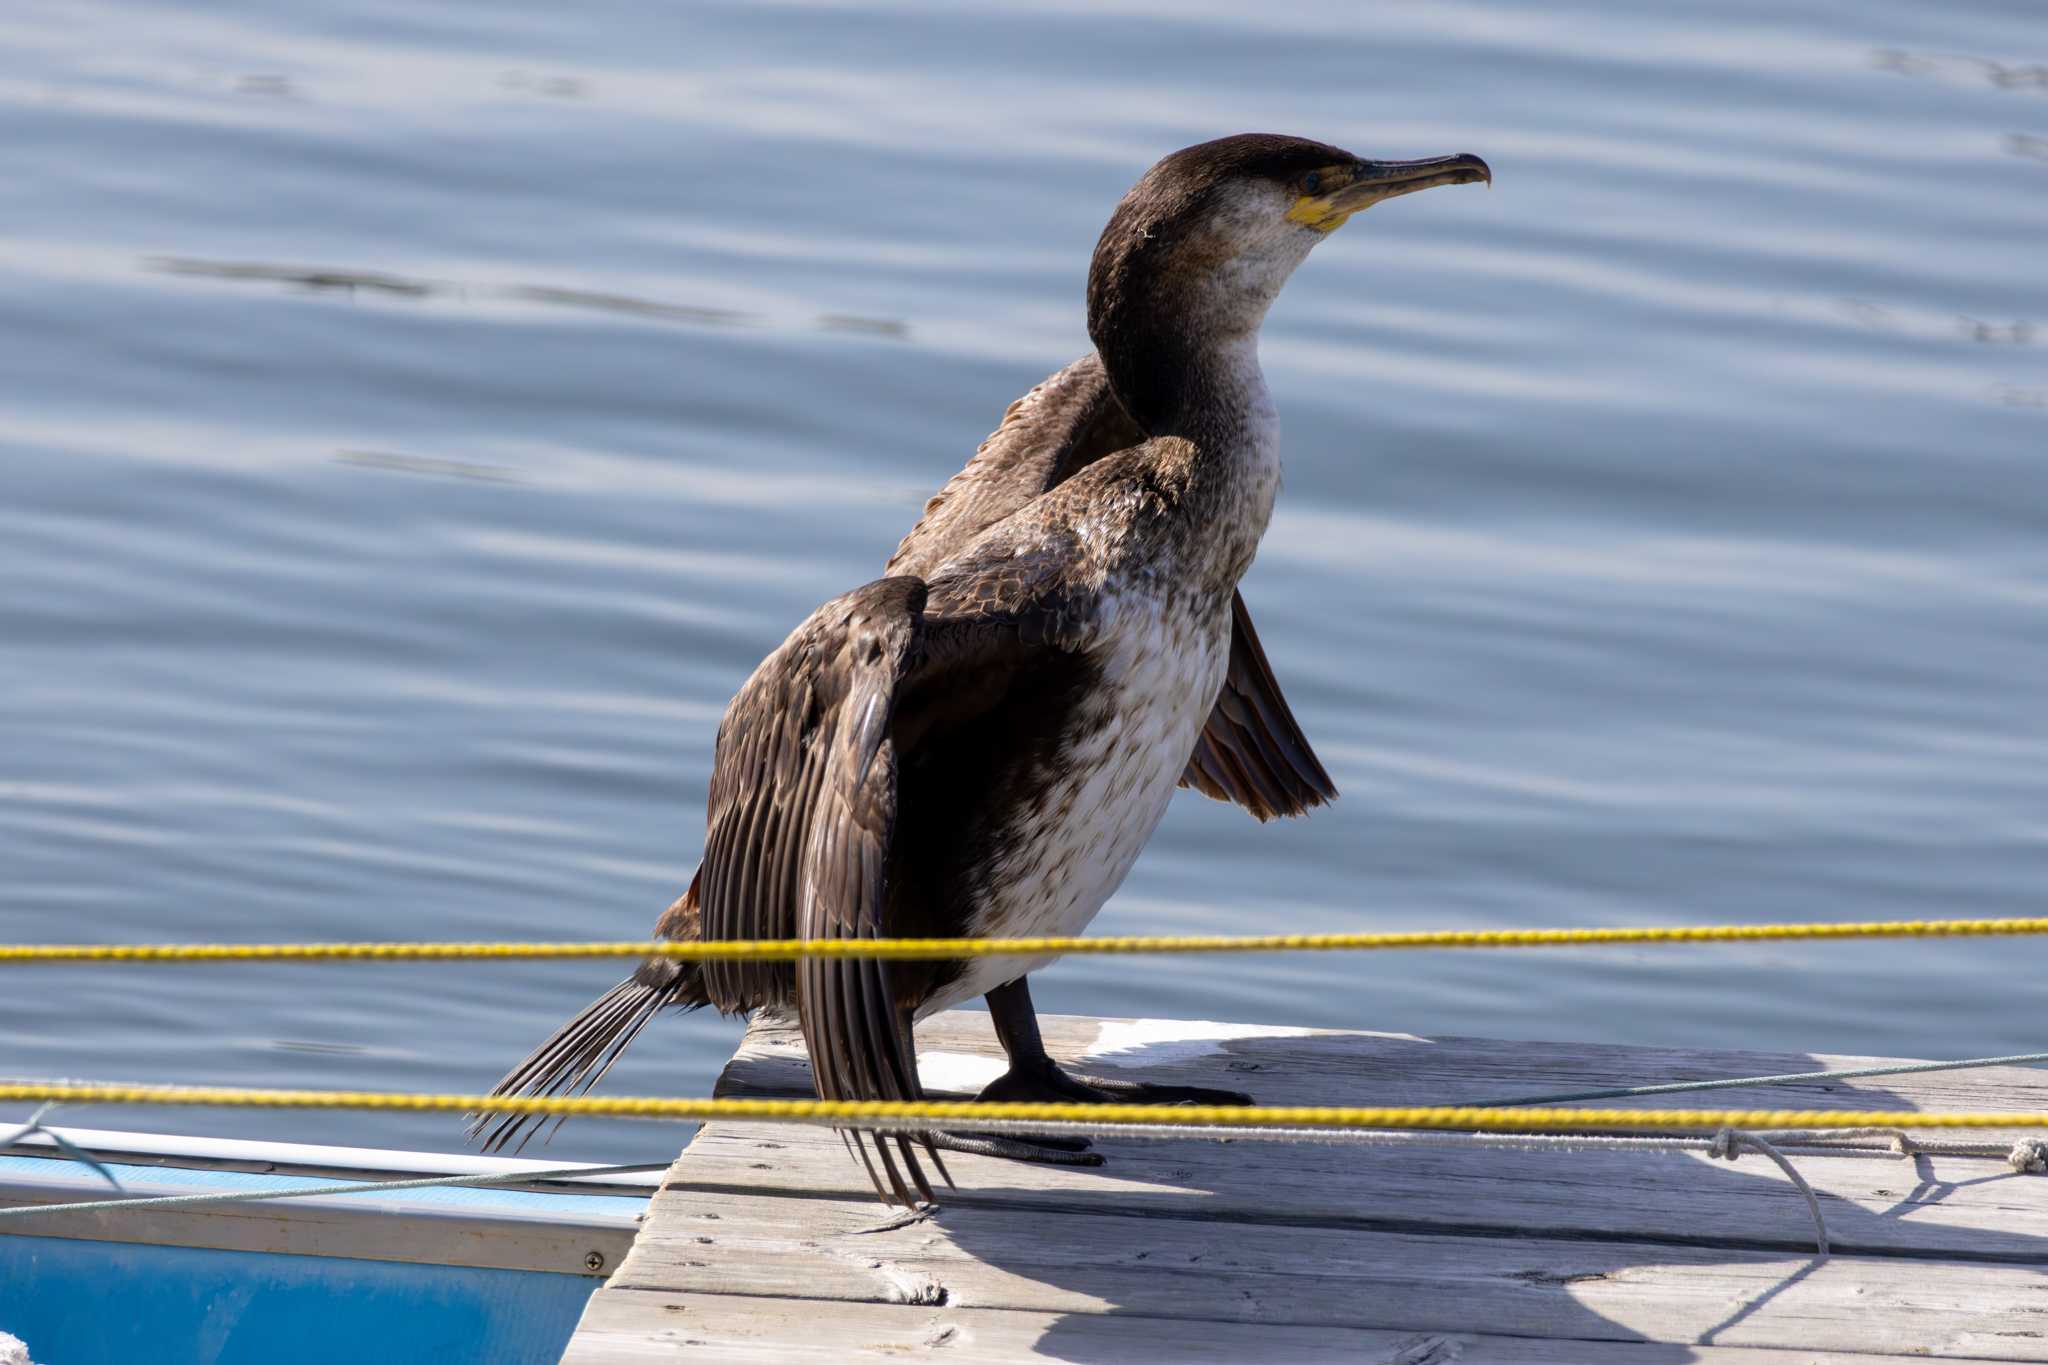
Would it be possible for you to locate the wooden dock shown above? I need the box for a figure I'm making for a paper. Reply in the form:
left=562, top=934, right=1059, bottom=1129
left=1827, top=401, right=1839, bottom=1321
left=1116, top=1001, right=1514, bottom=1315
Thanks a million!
left=561, top=1012, right=2048, bottom=1362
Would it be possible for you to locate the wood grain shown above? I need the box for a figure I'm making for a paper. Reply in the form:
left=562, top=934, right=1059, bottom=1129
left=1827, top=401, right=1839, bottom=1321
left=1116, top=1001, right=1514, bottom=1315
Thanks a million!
left=561, top=1012, right=2048, bottom=1363
left=563, top=1294, right=2032, bottom=1365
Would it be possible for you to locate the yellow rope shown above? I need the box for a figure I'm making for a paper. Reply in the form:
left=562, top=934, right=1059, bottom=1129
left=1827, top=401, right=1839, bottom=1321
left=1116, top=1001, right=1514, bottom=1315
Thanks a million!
left=2, top=915, right=2045, bottom=964
left=0, top=1081, right=2042, bottom=1132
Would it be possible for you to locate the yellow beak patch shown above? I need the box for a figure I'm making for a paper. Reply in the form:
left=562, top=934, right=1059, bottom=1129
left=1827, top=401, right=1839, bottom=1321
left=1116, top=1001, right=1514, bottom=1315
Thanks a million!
left=1286, top=195, right=1354, bottom=233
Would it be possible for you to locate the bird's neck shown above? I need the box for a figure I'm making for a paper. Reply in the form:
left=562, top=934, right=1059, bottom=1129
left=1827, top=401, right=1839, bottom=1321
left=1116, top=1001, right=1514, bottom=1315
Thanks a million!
left=1087, top=212, right=1306, bottom=445
left=1088, top=231, right=1308, bottom=585
left=1104, top=326, right=1283, bottom=587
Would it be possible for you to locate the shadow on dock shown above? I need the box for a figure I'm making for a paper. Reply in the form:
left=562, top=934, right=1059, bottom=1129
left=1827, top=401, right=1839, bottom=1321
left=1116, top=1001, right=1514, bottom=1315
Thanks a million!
left=685, top=1015, right=2048, bottom=1360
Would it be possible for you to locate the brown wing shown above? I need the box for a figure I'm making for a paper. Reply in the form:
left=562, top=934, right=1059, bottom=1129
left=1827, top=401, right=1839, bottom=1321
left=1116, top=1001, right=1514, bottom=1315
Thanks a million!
left=1179, top=590, right=1339, bottom=821
left=699, top=571, right=1095, bottom=1205
left=694, top=603, right=848, bottom=1016
left=784, top=580, right=936, bottom=1206
left=893, top=353, right=1335, bottom=822
left=886, top=353, right=1143, bottom=579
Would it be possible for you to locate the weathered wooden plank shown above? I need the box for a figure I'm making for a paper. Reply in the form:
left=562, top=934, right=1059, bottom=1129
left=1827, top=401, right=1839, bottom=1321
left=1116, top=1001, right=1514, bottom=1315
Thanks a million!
left=673, top=1120, right=2048, bottom=1261
left=610, top=1184, right=2048, bottom=1358
left=563, top=1292, right=2032, bottom=1365
left=562, top=1014, right=2048, bottom=1363
left=692, top=1014, right=2048, bottom=1260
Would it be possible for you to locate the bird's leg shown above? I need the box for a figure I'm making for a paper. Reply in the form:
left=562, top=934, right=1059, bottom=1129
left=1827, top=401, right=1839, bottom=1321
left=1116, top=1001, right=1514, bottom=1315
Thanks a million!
left=918, top=978, right=1102, bottom=1166
left=918, top=978, right=1256, bottom=1168
left=981, top=977, right=1257, bottom=1108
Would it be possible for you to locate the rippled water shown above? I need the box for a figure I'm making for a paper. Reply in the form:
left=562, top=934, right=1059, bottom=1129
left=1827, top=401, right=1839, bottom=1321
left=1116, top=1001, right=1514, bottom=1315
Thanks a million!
left=3, top=1, right=2043, bottom=1160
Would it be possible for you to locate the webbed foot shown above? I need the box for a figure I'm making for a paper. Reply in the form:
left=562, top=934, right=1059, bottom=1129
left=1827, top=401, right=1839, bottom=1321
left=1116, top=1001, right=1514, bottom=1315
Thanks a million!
left=920, top=1130, right=1104, bottom=1166
left=977, top=1062, right=1255, bottom=1108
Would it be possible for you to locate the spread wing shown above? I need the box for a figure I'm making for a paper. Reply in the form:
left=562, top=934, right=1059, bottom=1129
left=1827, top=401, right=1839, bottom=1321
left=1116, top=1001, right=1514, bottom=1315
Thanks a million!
left=698, top=571, right=1093, bottom=1205
left=887, top=353, right=1142, bottom=579
left=892, top=351, right=1337, bottom=822
left=1178, top=591, right=1339, bottom=820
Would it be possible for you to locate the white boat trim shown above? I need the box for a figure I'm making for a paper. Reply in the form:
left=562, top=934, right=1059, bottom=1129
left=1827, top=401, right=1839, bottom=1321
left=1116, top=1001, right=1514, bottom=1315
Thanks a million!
left=0, top=1129, right=657, bottom=1277
left=0, top=1122, right=664, bottom=1192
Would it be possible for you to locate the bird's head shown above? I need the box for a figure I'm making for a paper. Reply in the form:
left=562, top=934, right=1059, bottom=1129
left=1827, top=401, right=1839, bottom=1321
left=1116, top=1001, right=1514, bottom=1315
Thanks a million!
left=1087, top=134, right=1489, bottom=432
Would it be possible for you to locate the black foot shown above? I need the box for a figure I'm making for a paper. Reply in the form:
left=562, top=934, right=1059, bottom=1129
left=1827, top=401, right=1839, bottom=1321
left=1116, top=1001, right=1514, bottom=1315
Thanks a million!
left=977, top=1063, right=1256, bottom=1108
left=922, top=1130, right=1105, bottom=1167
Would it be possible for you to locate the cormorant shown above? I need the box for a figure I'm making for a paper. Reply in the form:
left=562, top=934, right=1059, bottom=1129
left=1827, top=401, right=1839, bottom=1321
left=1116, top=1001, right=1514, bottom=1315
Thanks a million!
left=475, top=134, right=1490, bottom=1204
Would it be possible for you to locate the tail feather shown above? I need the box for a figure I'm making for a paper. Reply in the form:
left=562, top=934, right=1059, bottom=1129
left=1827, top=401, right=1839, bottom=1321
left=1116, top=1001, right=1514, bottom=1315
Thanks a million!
left=470, top=882, right=709, bottom=1154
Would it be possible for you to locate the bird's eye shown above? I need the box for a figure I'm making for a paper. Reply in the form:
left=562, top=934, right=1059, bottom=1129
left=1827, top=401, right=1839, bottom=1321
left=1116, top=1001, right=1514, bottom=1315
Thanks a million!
left=1302, top=172, right=1322, bottom=195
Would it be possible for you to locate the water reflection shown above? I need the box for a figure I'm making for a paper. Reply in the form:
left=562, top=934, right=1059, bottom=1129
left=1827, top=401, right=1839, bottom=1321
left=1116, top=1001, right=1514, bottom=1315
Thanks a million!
left=497, top=71, right=587, bottom=100
left=233, top=75, right=301, bottom=101
left=146, top=257, right=909, bottom=337
left=504, top=284, right=747, bottom=328
left=1958, top=317, right=2036, bottom=345
left=150, top=257, right=433, bottom=298
left=334, top=450, right=522, bottom=483
left=1873, top=49, right=2048, bottom=92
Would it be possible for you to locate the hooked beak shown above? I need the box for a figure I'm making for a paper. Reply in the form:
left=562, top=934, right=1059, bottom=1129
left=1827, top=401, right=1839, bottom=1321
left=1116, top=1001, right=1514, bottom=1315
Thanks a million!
left=1289, top=153, right=1492, bottom=232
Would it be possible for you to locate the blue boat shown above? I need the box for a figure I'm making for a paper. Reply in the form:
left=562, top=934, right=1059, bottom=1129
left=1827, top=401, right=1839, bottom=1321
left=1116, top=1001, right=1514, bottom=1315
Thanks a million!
left=0, top=1124, right=655, bottom=1365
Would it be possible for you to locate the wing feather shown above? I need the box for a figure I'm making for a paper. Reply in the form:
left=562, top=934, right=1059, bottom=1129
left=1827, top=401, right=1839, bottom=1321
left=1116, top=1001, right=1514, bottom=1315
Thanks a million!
left=890, top=352, right=1336, bottom=823
left=791, top=599, right=941, bottom=1203
left=717, top=567, right=1091, bottom=1202
left=1177, top=590, right=1338, bottom=821
left=697, top=615, right=846, bottom=1008
left=887, top=354, right=1143, bottom=579
left=694, top=578, right=961, bottom=1202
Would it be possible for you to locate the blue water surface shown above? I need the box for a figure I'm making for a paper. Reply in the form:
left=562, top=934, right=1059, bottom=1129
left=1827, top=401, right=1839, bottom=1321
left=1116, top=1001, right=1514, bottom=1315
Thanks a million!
left=1, top=0, right=2044, bottom=1162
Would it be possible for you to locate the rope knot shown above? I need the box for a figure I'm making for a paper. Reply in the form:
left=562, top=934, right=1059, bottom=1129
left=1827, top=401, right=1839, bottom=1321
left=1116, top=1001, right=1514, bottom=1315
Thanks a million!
left=2011, top=1138, right=2048, bottom=1175
left=1703, top=1128, right=1829, bottom=1261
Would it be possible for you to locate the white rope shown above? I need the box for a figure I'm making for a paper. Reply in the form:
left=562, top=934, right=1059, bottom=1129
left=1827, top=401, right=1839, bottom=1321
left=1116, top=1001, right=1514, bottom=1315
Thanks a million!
left=754, top=1114, right=2044, bottom=1161
left=1737, top=1126, right=2048, bottom=1172
left=1708, top=1128, right=1829, bottom=1260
